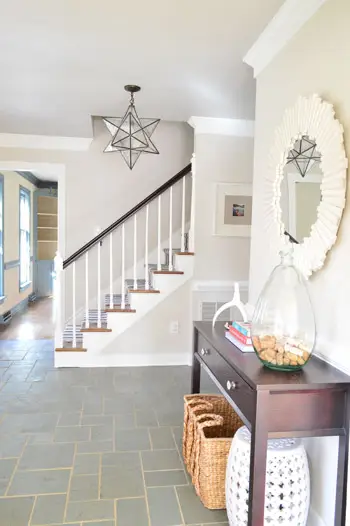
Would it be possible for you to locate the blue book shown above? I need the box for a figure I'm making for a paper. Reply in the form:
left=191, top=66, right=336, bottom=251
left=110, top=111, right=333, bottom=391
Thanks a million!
left=231, top=321, right=251, bottom=337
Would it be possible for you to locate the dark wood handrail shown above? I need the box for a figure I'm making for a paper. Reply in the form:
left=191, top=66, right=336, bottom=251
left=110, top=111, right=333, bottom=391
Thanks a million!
left=63, top=163, right=192, bottom=269
left=284, top=230, right=299, bottom=244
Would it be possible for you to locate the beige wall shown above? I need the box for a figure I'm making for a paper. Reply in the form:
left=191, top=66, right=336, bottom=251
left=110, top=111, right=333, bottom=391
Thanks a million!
left=0, top=171, right=35, bottom=314
left=194, top=133, right=254, bottom=282
left=249, top=0, right=350, bottom=522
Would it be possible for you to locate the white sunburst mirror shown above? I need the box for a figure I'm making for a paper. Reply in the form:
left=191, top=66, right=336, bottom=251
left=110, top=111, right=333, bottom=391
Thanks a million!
left=266, top=94, right=348, bottom=278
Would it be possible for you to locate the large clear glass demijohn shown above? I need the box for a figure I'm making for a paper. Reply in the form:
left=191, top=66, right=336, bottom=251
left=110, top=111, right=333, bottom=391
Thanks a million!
left=251, top=245, right=315, bottom=371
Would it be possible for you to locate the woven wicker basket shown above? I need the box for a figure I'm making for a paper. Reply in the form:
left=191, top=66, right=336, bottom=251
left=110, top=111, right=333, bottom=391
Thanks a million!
left=192, top=397, right=243, bottom=510
left=183, top=394, right=223, bottom=474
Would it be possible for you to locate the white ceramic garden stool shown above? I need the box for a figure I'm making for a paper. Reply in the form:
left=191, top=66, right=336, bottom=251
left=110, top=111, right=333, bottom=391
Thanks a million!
left=225, top=426, right=310, bottom=526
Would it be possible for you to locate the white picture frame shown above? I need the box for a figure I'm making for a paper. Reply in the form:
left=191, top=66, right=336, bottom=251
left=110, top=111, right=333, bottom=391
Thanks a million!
left=266, top=94, right=348, bottom=278
left=214, top=183, right=252, bottom=237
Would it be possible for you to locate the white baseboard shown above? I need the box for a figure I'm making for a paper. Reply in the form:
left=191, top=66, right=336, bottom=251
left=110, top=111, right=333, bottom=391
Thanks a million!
left=55, top=352, right=191, bottom=368
left=308, top=508, right=326, bottom=526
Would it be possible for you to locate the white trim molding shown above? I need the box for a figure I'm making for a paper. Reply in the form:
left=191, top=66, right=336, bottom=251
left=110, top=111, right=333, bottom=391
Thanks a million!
left=188, top=117, right=254, bottom=137
left=0, top=133, right=93, bottom=151
left=307, top=508, right=326, bottom=526
left=243, top=0, right=330, bottom=78
left=192, top=280, right=249, bottom=293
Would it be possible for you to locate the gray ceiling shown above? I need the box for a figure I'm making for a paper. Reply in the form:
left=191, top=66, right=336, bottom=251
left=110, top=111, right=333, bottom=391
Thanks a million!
left=0, top=0, right=284, bottom=137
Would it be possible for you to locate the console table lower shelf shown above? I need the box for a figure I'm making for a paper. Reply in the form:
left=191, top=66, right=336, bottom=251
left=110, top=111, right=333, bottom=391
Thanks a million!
left=191, top=321, right=350, bottom=526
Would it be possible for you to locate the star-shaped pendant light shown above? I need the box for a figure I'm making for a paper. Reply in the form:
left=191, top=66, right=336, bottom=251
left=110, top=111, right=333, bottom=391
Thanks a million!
left=103, top=85, right=160, bottom=169
left=286, top=135, right=321, bottom=177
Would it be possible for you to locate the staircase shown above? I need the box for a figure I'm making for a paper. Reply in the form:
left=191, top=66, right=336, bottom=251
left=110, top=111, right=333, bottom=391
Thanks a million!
left=54, top=162, right=195, bottom=367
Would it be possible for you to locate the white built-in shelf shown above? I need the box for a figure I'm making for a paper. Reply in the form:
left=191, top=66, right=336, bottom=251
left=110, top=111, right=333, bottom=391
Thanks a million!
left=37, top=226, right=58, bottom=230
left=37, top=213, right=57, bottom=216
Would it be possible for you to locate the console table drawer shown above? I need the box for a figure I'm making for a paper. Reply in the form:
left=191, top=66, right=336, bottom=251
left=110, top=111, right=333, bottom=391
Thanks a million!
left=197, top=334, right=255, bottom=425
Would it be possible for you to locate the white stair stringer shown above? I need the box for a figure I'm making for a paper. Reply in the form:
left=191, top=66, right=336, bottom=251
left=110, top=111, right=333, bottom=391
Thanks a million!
left=54, top=253, right=194, bottom=368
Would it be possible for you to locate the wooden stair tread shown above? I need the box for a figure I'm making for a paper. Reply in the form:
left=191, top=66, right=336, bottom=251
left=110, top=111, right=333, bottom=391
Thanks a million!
left=175, top=252, right=195, bottom=256
left=80, top=328, right=112, bottom=333
left=105, top=308, right=136, bottom=313
left=55, top=347, right=87, bottom=352
left=152, top=270, right=184, bottom=275
left=129, top=289, right=160, bottom=294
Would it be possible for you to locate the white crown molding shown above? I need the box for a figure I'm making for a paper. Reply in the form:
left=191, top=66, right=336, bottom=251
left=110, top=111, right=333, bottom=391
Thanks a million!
left=0, top=133, right=93, bottom=151
left=243, top=0, right=329, bottom=78
left=188, top=117, right=254, bottom=137
left=191, top=280, right=249, bottom=293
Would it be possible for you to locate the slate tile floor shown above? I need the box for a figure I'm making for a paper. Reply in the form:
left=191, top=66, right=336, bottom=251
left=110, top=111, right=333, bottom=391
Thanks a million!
left=0, top=339, right=228, bottom=526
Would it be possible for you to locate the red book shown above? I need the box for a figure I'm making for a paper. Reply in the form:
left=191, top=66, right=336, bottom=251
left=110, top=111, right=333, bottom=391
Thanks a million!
left=229, top=326, right=252, bottom=345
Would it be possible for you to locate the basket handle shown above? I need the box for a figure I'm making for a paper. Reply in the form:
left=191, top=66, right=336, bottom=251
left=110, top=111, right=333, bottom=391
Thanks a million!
left=195, top=413, right=224, bottom=430
left=187, top=399, right=213, bottom=410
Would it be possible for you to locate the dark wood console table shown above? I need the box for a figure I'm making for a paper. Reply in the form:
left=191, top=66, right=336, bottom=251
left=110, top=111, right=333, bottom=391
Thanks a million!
left=192, top=321, right=350, bottom=526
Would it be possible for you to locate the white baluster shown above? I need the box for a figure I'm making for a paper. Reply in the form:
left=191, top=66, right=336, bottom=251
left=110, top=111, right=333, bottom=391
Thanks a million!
left=85, top=252, right=89, bottom=329
left=145, top=205, right=149, bottom=290
left=97, top=242, right=101, bottom=328
left=133, top=214, right=137, bottom=290
left=72, top=261, right=76, bottom=347
left=181, top=176, right=186, bottom=253
left=53, top=251, right=63, bottom=349
left=121, top=223, right=126, bottom=309
left=157, top=195, right=161, bottom=271
left=168, top=186, right=173, bottom=271
left=109, top=233, right=113, bottom=309
left=189, top=153, right=196, bottom=253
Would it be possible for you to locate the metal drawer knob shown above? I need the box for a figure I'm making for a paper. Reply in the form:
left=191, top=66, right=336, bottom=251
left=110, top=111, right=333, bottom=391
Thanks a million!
left=226, top=380, right=237, bottom=391
left=201, top=348, right=210, bottom=356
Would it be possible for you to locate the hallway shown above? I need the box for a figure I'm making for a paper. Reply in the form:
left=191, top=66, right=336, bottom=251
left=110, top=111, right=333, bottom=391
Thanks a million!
left=0, top=297, right=54, bottom=341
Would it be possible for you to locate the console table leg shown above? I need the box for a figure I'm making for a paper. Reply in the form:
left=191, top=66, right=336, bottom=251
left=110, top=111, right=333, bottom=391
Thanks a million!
left=335, top=393, right=349, bottom=526
left=247, top=391, right=270, bottom=526
left=191, top=328, right=201, bottom=394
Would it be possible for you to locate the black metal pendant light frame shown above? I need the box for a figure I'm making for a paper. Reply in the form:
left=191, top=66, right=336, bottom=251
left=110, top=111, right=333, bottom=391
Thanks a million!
left=103, top=85, right=160, bottom=169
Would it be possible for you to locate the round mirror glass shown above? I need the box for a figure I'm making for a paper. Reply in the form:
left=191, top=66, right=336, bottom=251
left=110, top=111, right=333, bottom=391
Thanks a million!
left=280, top=135, right=323, bottom=244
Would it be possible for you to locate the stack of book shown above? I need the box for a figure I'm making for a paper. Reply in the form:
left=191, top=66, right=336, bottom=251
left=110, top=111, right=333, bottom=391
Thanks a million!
left=225, top=321, right=254, bottom=353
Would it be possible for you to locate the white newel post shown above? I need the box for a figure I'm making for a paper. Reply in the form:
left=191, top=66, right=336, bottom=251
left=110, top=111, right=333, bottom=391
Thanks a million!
left=72, top=261, right=77, bottom=347
left=181, top=176, right=186, bottom=253
left=97, top=242, right=101, bottom=328
left=168, top=186, right=173, bottom=271
left=54, top=251, right=63, bottom=349
left=133, top=214, right=137, bottom=290
left=157, top=195, right=161, bottom=271
left=189, top=153, right=196, bottom=253
left=145, top=205, right=149, bottom=289
left=109, top=233, right=113, bottom=309
left=85, top=252, right=89, bottom=329
left=121, top=223, right=126, bottom=309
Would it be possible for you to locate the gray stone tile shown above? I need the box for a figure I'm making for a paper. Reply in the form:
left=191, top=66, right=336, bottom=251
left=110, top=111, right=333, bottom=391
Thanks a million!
left=91, top=424, right=113, bottom=441
left=81, top=415, right=113, bottom=426
left=100, top=464, right=144, bottom=499
left=31, top=494, right=66, bottom=525
left=54, top=425, right=90, bottom=442
left=0, top=496, right=34, bottom=525
left=156, top=409, right=184, bottom=426
left=116, top=497, right=148, bottom=526
left=28, top=432, right=54, bottom=444
left=104, top=395, right=134, bottom=414
left=77, top=440, right=113, bottom=454
left=142, top=449, right=182, bottom=471
left=144, top=469, right=187, bottom=487
left=82, top=522, right=115, bottom=526
left=57, top=412, right=81, bottom=426
left=150, top=427, right=176, bottom=449
left=147, top=486, right=182, bottom=526
left=102, top=451, right=141, bottom=468
left=172, top=426, right=183, bottom=451
left=70, top=474, right=99, bottom=501
left=19, top=443, right=75, bottom=470
left=115, top=428, right=150, bottom=451
left=136, top=409, right=158, bottom=427
left=83, top=399, right=103, bottom=415
left=0, top=413, right=58, bottom=433
left=0, top=458, right=17, bottom=494
left=0, top=435, right=27, bottom=458
left=66, top=499, right=115, bottom=522
left=114, top=413, right=136, bottom=429
left=74, top=453, right=100, bottom=475
left=176, top=485, right=228, bottom=524
left=8, top=468, right=70, bottom=495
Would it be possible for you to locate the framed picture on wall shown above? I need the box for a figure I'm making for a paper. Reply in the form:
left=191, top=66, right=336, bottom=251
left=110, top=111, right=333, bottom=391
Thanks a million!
left=213, top=183, right=252, bottom=237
